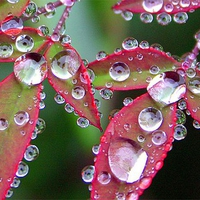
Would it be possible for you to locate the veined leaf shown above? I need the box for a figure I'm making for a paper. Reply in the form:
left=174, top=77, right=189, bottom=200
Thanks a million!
left=89, top=47, right=180, bottom=90
left=0, top=73, right=41, bottom=199
left=91, top=93, right=176, bottom=199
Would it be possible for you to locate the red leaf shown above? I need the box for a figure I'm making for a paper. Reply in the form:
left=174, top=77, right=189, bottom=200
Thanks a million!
left=91, top=93, right=176, bottom=199
left=89, top=47, right=180, bottom=90
left=0, top=73, right=41, bottom=199
left=44, top=42, right=101, bottom=130
left=113, top=0, right=200, bottom=14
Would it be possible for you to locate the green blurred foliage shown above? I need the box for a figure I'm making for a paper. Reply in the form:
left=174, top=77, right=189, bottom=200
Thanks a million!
left=5, top=0, right=200, bottom=199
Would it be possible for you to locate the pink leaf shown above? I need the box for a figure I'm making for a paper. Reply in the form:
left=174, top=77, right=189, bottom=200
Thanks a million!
left=89, top=47, right=180, bottom=90
left=91, top=93, right=176, bottom=199
left=0, top=73, right=41, bottom=199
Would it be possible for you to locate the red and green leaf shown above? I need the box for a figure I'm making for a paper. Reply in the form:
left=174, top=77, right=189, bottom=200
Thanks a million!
left=89, top=47, right=180, bottom=91
left=91, top=93, right=176, bottom=199
left=45, top=41, right=101, bottom=130
left=0, top=73, right=41, bottom=199
left=113, top=0, right=200, bottom=14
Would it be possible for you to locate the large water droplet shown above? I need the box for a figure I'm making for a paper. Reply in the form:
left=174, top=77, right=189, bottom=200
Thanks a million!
left=15, top=35, right=34, bottom=52
left=14, top=53, right=47, bottom=86
left=72, top=86, right=85, bottom=99
left=187, top=77, right=200, bottom=96
left=14, top=111, right=29, bottom=126
left=51, top=50, right=81, bottom=80
left=147, top=71, right=186, bottom=106
left=174, top=124, right=187, bottom=140
left=151, top=130, right=167, bottom=145
left=138, top=107, right=163, bottom=132
left=97, top=171, right=111, bottom=185
left=0, top=43, right=13, bottom=58
left=143, top=0, right=163, bottom=13
left=24, top=145, right=39, bottom=161
left=0, top=118, right=8, bottom=130
left=108, top=138, right=148, bottom=183
left=109, top=62, right=130, bottom=82
left=81, top=165, right=95, bottom=183
left=16, top=161, right=29, bottom=177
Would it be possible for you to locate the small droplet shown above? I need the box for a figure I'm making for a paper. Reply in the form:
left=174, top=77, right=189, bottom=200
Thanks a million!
left=116, top=192, right=125, bottom=200
left=151, top=43, right=163, bottom=51
left=92, top=144, right=100, bottom=155
left=81, top=165, right=95, bottom=183
left=0, top=118, right=8, bottom=130
left=60, top=0, right=75, bottom=6
left=137, top=135, right=146, bottom=143
left=122, top=37, right=138, bottom=50
left=123, top=97, right=133, bottom=106
left=180, top=0, right=190, bottom=7
left=72, top=86, right=85, bottom=100
left=80, top=69, right=95, bottom=84
left=126, top=192, right=139, bottom=200
left=5, top=189, right=13, bottom=198
left=164, top=3, right=174, bottom=12
left=139, top=177, right=152, bottom=189
left=51, top=50, right=81, bottom=80
left=77, top=117, right=89, bottom=128
left=108, top=109, right=119, bottom=120
left=7, top=0, right=19, bottom=3
left=40, top=91, right=46, bottom=100
left=10, top=177, right=20, bottom=188
left=186, top=68, right=196, bottom=78
left=157, top=13, right=171, bottom=25
left=23, top=2, right=38, bottom=17
left=16, top=161, right=29, bottom=177
left=38, top=25, right=49, bottom=37
left=31, top=15, right=40, bottom=23
left=138, top=107, right=163, bottom=132
left=64, top=103, right=74, bottom=113
left=151, top=130, right=167, bottom=145
left=174, top=124, right=187, bottom=140
left=94, top=99, right=101, bottom=109
left=35, top=118, right=46, bottom=134
left=54, top=93, right=65, bottom=104
left=0, top=43, right=13, bottom=58
left=124, top=123, right=131, bottom=131
left=173, top=12, right=188, bottom=24
left=188, top=77, right=200, bottom=95
left=139, top=40, right=150, bottom=49
left=15, top=35, right=34, bottom=52
left=24, top=145, right=39, bottom=161
left=121, top=11, right=133, bottom=21
left=14, top=111, right=29, bottom=126
left=109, top=62, right=130, bottom=82
left=178, top=99, right=187, bottom=110
left=193, top=120, right=200, bottom=129
left=99, top=88, right=113, bottom=100
left=176, top=109, right=186, bottom=124
left=140, top=13, right=153, bottom=23
left=149, top=65, right=160, bottom=74
left=143, top=0, right=164, bottom=13
left=60, top=34, right=71, bottom=45
left=97, top=171, right=111, bottom=185
left=96, top=51, right=107, bottom=61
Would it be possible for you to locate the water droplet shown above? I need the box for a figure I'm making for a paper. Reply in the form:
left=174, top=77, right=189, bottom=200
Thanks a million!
left=14, top=53, right=47, bottom=86
left=94, top=99, right=101, bottom=109
left=178, top=99, right=187, bottom=110
left=72, top=86, right=85, bottom=100
left=151, top=43, right=163, bottom=51
left=100, top=88, right=113, bottom=100
left=164, top=3, right=174, bottom=12
left=126, top=192, right=139, bottom=200
left=80, top=69, right=95, bottom=84
left=5, top=189, right=13, bottom=198
left=64, top=103, right=74, bottom=113
left=44, top=3, right=56, bottom=18
left=176, top=109, right=186, bottom=124
left=180, top=0, right=190, bottom=7
left=14, top=111, right=29, bottom=126
left=96, top=51, right=107, bottom=61
left=187, top=77, right=200, bottom=95
left=60, top=34, right=71, bottom=45
left=149, top=65, right=160, bottom=74
left=108, top=138, right=148, bottom=183
left=0, top=43, right=13, bottom=58
left=92, top=144, right=100, bottom=155
left=7, top=0, right=19, bottom=3
left=1, top=16, right=23, bottom=36
left=147, top=71, right=186, bottom=106
left=140, top=13, right=153, bottom=23
left=139, top=40, right=150, bottom=49
left=123, top=97, right=133, bottom=106
left=138, top=107, right=163, bottom=132
left=174, top=124, right=187, bottom=140
left=15, top=34, right=34, bottom=52
left=195, top=30, right=200, bottom=41
left=51, top=50, right=81, bottom=80
left=23, top=2, right=38, bottom=17
left=193, top=120, right=200, bottom=129
left=38, top=25, right=49, bottom=37
left=0, top=118, right=8, bottom=130
left=16, top=161, right=29, bottom=177
left=109, top=62, right=130, bottom=82
left=54, top=93, right=65, bottom=104
left=173, top=12, right=188, bottom=24
left=186, top=68, right=196, bottom=78
left=40, top=91, right=46, bottom=100
left=60, top=0, right=75, bottom=6
left=10, top=177, right=20, bottom=188
left=137, top=135, right=146, bottom=143
left=121, top=11, right=133, bottom=21
left=151, top=130, right=167, bottom=145
left=139, top=177, right=152, bottom=189
left=143, top=0, right=163, bottom=13
left=122, top=37, right=138, bottom=50
left=97, top=171, right=111, bottom=185
left=24, top=145, right=39, bottom=161
left=116, top=192, right=125, bottom=200
left=108, top=109, right=119, bottom=120
left=32, top=15, right=40, bottom=23
left=114, top=47, right=122, bottom=54
left=81, top=165, right=95, bottom=183
left=77, top=117, right=89, bottom=128
left=157, top=13, right=171, bottom=25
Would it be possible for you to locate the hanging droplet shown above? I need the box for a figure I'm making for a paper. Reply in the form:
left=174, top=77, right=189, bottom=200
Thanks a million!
left=122, top=37, right=138, bottom=50
left=99, top=88, right=113, bottom=100
left=97, top=171, right=111, bottom=185
left=108, top=138, right=148, bottom=183
left=40, top=91, right=46, bottom=100
left=108, top=109, right=119, bottom=120
left=142, top=0, right=164, bottom=13
left=147, top=71, right=186, bottom=106
left=151, top=130, right=167, bottom=145
left=94, top=99, right=101, bottom=109
left=60, top=34, right=71, bottom=45
left=138, top=107, right=163, bottom=132
left=164, top=3, right=174, bottom=12
left=1, top=16, right=23, bottom=35
left=126, top=192, right=139, bottom=200
left=60, top=0, right=75, bottom=6
left=109, top=62, right=130, bottom=82
left=15, top=35, right=34, bottom=52
left=193, top=120, right=200, bottom=129
left=123, top=97, right=133, bottom=106
left=77, top=117, right=89, bottom=128
left=187, top=77, right=200, bottom=96
left=0, top=118, right=8, bottom=130
left=151, top=43, right=163, bottom=51
left=157, top=13, right=172, bottom=25
left=96, top=51, right=107, bottom=61
left=0, top=43, right=13, bottom=58
left=54, top=93, right=65, bottom=104
left=5, top=189, right=13, bottom=198
left=35, top=118, right=46, bottom=134
left=174, top=124, right=187, bottom=140
left=7, top=0, right=19, bottom=3
left=14, top=111, right=29, bottom=126
left=10, top=177, right=20, bottom=188
left=186, top=68, right=196, bottom=78
left=51, top=50, right=81, bottom=80
left=180, top=0, right=190, bottom=7
left=178, top=99, right=187, bottom=110
left=139, top=40, right=150, bottom=49
left=64, top=103, right=74, bottom=113
left=16, top=161, right=29, bottom=177
left=24, top=145, right=39, bottom=161
left=140, top=13, right=153, bottom=23
left=173, top=12, right=188, bottom=24
left=92, top=144, right=100, bottom=155
left=14, top=53, right=47, bottom=86
left=72, top=86, right=85, bottom=100
left=121, top=11, right=133, bottom=21
left=176, top=109, right=186, bottom=124
left=81, top=165, right=95, bottom=183
left=149, top=65, right=160, bottom=75
left=38, top=25, right=49, bottom=37
left=23, top=2, right=38, bottom=17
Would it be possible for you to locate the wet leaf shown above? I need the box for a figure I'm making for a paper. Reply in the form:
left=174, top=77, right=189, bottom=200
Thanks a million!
left=0, top=27, right=48, bottom=62
left=113, top=0, right=200, bottom=14
left=91, top=93, right=176, bottom=199
left=0, top=73, right=41, bottom=199
left=0, top=0, right=30, bottom=23
left=89, top=47, right=180, bottom=90
left=45, top=42, right=101, bottom=130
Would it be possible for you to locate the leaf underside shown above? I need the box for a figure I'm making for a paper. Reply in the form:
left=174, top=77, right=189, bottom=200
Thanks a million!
left=0, top=73, right=40, bottom=199
left=89, top=47, right=180, bottom=91
left=91, top=93, right=176, bottom=200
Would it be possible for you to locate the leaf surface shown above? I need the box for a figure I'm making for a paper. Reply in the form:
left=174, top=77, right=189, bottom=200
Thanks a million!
left=113, top=0, right=200, bottom=14
left=45, top=42, right=101, bottom=130
left=91, top=93, right=176, bottom=199
left=89, top=47, right=180, bottom=90
left=0, top=73, right=41, bottom=199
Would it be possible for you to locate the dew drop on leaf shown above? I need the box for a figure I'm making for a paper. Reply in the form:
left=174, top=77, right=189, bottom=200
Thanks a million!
left=24, top=145, right=39, bottom=161
left=14, top=111, right=29, bottom=126
left=142, top=0, right=164, bottom=13
left=174, top=124, right=187, bottom=140
left=60, top=0, right=75, bottom=6
left=99, top=88, right=113, bottom=100
left=176, top=109, right=186, bottom=124
left=137, top=135, right=146, bottom=143
left=0, top=118, right=8, bottom=130
left=10, top=177, right=20, bottom=188
left=178, top=99, right=187, bottom=110
left=139, top=40, right=150, bottom=49
left=121, top=11, right=133, bottom=21
left=81, top=165, right=95, bottom=183
left=138, top=107, right=163, bottom=132
left=173, top=12, right=188, bottom=24
left=122, top=37, right=138, bottom=50
left=54, top=93, right=65, bottom=104
left=38, top=25, right=49, bottom=37
left=5, top=189, right=13, bottom=198
left=80, top=69, right=95, bottom=84
left=15, top=35, right=34, bottom=52
left=32, top=15, right=40, bottom=23
left=51, top=50, right=81, bottom=80
left=0, top=43, right=13, bottom=58
left=92, top=144, right=100, bottom=155
left=186, top=68, right=196, bottom=78
left=123, top=97, right=133, bottom=106
left=108, top=138, right=148, bottom=183
left=14, top=52, right=47, bottom=86
left=16, top=161, right=29, bottom=177
left=64, top=103, right=74, bottom=113
left=151, top=130, right=167, bottom=145
left=77, top=117, right=89, bottom=128
left=180, top=0, right=190, bottom=8
left=23, top=2, right=38, bottom=18
left=187, top=77, right=200, bottom=95
left=97, top=171, right=111, bottom=185
left=139, top=177, right=152, bottom=190
left=7, top=0, right=19, bottom=3
left=140, top=13, right=153, bottom=23
left=157, top=13, right=172, bottom=25
left=164, top=3, right=174, bottom=12
left=149, top=65, right=160, bottom=75
left=71, top=86, right=85, bottom=99
left=35, top=118, right=46, bottom=134
left=60, top=34, right=72, bottom=45
left=193, top=120, right=200, bottom=129
left=109, top=62, right=130, bottom=82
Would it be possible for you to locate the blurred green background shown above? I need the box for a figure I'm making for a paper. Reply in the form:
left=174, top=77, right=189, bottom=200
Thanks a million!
left=2, top=0, right=200, bottom=199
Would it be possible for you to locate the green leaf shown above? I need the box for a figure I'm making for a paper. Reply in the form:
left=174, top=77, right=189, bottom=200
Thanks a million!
left=0, top=73, right=41, bottom=199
